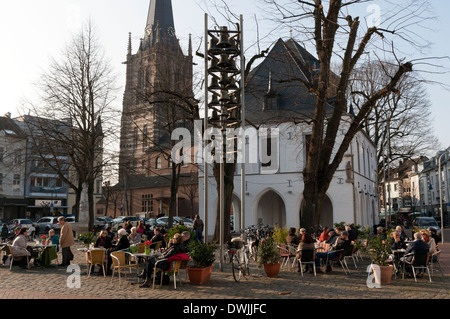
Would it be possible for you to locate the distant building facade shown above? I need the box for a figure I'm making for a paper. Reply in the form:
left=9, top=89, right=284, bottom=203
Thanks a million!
left=0, top=114, right=28, bottom=220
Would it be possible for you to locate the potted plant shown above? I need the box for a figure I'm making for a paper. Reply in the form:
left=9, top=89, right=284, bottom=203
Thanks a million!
left=186, top=241, right=217, bottom=285
left=358, top=227, right=394, bottom=285
left=257, top=237, right=281, bottom=278
left=78, top=232, right=94, bottom=248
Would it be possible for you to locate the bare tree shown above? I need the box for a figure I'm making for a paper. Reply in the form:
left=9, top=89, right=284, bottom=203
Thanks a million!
left=21, top=21, right=119, bottom=230
left=349, top=60, right=440, bottom=178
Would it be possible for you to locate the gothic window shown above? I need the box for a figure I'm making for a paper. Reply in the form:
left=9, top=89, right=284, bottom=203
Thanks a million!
left=261, top=129, right=272, bottom=167
left=143, top=125, right=148, bottom=149
left=133, top=127, right=139, bottom=149
left=155, top=156, right=162, bottom=170
left=138, top=69, right=144, bottom=89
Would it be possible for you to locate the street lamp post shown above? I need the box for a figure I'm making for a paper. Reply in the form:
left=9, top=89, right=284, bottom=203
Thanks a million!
left=204, top=14, right=245, bottom=272
left=438, top=151, right=448, bottom=243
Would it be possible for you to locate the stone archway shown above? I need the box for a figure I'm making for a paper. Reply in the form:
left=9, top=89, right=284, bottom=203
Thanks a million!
left=255, top=189, right=286, bottom=227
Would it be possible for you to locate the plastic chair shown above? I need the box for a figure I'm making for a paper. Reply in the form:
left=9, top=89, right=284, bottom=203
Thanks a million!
left=402, top=252, right=432, bottom=282
left=110, top=251, right=139, bottom=285
left=7, top=245, right=31, bottom=270
left=298, top=249, right=316, bottom=277
left=87, top=249, right=106, bottom=278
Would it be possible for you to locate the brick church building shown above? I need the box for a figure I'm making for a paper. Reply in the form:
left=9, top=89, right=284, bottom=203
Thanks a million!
left=109, top=0, right=199, bottom=219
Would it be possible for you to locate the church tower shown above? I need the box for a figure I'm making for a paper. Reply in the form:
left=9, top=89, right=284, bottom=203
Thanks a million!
left=119, top=0, right=193, bottom=183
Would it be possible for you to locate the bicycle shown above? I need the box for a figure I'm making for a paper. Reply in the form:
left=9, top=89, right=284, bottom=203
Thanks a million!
left=226, top=239, right=250, bottom=282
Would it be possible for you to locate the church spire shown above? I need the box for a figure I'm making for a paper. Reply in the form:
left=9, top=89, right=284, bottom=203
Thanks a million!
left=144, top=0, right=176, bottom=48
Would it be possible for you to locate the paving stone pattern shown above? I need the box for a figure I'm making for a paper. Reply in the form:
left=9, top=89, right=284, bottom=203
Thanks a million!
left=1, top=231, right=450, bottom=300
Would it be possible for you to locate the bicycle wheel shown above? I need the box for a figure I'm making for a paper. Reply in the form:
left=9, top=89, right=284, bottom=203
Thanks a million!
left=232, top=254, right=243, bottom=282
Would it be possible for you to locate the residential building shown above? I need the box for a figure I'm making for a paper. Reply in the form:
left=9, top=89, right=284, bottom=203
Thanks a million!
left=0, top=114, right=27, bottom=219
left=15, top=115, right=70, bottom=220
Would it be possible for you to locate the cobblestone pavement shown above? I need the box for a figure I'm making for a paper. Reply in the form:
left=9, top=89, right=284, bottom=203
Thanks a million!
left=1, top=237, right=450, bottom=300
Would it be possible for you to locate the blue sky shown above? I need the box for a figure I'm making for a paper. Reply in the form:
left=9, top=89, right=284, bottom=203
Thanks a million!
left=1, top=0, right=449, bottom=150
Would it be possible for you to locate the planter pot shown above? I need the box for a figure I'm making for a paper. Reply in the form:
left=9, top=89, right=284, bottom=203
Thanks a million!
left=372, top=264, right=393, bottom=285
left=187, top=265, right=213, bottom=285
left=263, top=262, right=281, bottom=278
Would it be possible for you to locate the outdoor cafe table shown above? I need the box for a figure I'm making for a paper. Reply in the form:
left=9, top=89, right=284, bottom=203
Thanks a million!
left=29, top=243, right=58, bottom=267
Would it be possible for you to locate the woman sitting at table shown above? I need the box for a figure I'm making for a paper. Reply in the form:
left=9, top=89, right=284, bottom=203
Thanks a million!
left=106, top=228, right=130, bottom=274
left=139, top=233, right=187, bottom=288
left=390, top=231, right=407, bottom=251
left=11, top=228, right=34, bottom=268
left=128, top=227, right=142, bottom=245
left=421, top=229, right=438, bottom=260
left=95, top=229, right=113, bottom=249
left=296, top=232, right=315, bottom=273
left=45, top=229, right=60, bottom=252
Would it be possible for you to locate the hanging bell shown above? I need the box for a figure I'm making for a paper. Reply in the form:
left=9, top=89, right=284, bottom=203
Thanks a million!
left=225, top=37, right=239, bottom=55
left=219, top=72, right=231, bottom=86
left=227, top=77, right=238, bottom=90
left=217, top=27, right=231, bottom=48
left=208, top=57, right=220, bottom=73
left=208, top=76, right=221, bottom=90
left=226, top=58, right=239, bottom=73
left=217, top=53, right=230, bottom=68
left=227, top=93, right=238, bottom=106
left=207, top=36, right=221, bottom=55
left=209, top=94, right=220, bottom=106
left=219, top=89, right=230, bottom=102
left=227, top=109, right=239, bottom=124
left=210, top=109, right=220, bottom=122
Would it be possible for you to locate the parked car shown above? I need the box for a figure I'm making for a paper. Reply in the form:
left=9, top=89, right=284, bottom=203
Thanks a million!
left=156, top=216, right=193, bottom=229
left=7, top=219, right=37, bottom=238
left=34, top=216, right=61, bottom=234
left=413, top=217, right=441, bottom=235
left=111, top=216, right=140, bottom=231
left=95, top=216, right=113, bottom=224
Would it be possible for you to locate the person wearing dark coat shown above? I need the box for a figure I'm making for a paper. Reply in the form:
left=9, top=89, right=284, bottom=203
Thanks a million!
left=139, top=233, right=187, bottom=287
left=149, top=227, right=166, bottom=249
left=106, top=228, right=130, bottom=274
left=95, top=229, right=113, bottom=249
left=400, top=232, right=430, bottom=275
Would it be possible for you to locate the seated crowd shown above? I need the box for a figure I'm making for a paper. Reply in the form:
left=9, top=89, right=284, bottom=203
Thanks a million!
left=285, top=223, right=441, bottom=277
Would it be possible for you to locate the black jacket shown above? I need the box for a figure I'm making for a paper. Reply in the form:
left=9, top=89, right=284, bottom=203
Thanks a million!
left=95, top=236, right=113, bottom=249
left=403, top=239, right=429, bottom=263
left=150, top=233, right=166, bottom=249
left=158, top=242, right=187, bottom=261
left=111, top=236, right=130, bottom=252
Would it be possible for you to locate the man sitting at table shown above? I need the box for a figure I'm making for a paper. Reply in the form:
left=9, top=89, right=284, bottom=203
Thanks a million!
left=315, top=231, right=350, bottom=274
left=149, top=227, right=166, bottom=250
left=139, top=233, right=187, bottom=288
left=400, top=232, right=430, bottom=276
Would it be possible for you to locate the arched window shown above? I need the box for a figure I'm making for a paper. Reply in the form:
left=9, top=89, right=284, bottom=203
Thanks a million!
left=155, top=156, right=162, bottom=169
